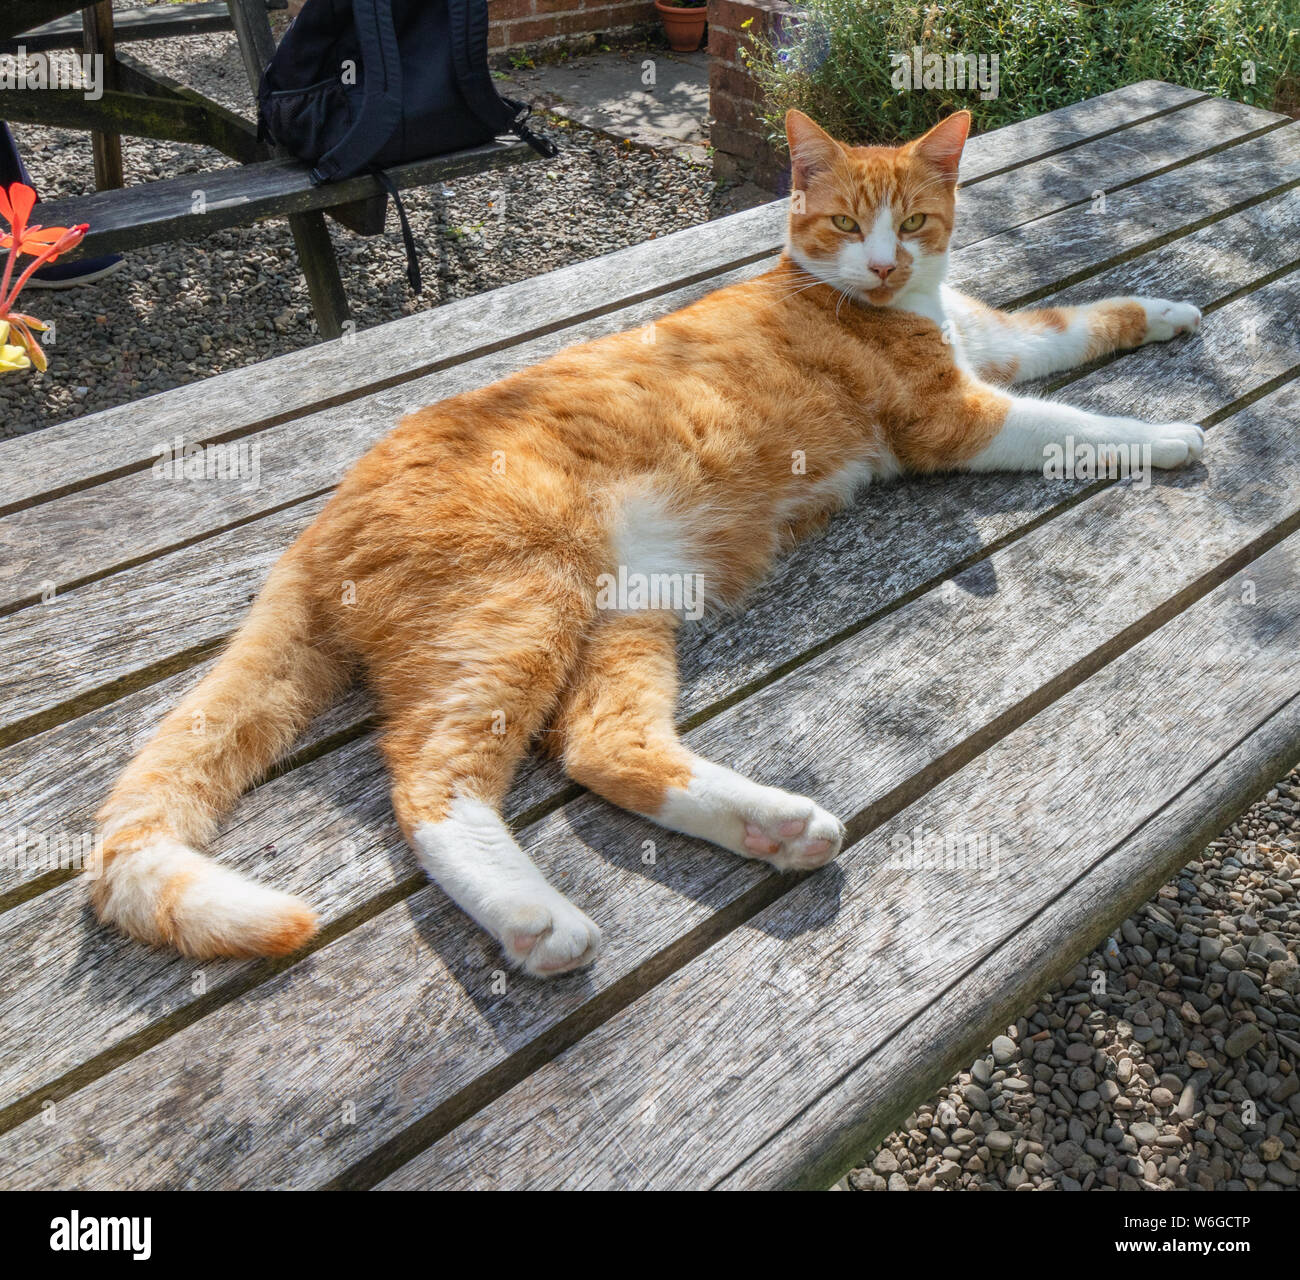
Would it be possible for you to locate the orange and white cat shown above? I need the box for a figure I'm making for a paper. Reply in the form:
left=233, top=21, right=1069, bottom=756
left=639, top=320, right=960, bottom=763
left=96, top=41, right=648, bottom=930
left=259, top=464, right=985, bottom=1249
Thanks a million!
left=94, top=110, right=1203, bottom=975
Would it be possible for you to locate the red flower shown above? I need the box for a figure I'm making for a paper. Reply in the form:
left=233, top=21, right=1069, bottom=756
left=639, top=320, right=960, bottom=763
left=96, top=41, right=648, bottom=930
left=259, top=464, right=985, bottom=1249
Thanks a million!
left=0, top=182, right=90, bottom=373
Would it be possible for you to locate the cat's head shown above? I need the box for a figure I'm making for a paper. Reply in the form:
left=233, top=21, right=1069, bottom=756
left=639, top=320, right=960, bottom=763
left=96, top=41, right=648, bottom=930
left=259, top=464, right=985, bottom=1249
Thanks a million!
left=784, top=110, right=970, bottom=306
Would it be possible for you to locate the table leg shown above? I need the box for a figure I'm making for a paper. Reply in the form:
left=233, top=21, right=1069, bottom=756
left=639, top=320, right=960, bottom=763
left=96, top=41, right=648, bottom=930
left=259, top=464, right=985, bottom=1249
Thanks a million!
left=81, top=1, right=123, bottom=190
left=290, top=210, right=349, bottom=340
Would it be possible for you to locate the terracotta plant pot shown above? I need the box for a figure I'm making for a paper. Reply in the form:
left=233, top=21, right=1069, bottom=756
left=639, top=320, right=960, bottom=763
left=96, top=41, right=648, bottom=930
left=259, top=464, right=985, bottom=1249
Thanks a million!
left=655, top=0, right=707, bottom=53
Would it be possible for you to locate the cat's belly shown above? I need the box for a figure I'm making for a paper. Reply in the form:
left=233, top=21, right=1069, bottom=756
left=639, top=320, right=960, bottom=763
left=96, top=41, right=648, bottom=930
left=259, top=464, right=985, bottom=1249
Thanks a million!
left=602, top=453, right=891, bottom=621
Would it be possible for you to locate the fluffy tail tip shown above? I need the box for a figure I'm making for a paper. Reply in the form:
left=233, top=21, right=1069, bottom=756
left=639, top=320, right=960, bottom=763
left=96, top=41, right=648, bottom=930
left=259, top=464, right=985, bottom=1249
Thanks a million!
left=92, top=839, right=319, bottom=960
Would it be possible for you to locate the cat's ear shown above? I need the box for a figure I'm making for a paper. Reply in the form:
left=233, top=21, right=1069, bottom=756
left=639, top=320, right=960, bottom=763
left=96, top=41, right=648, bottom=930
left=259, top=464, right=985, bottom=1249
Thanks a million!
left=912, top=111, right=971, bottom=182
left=785, top=110, right=841, bottom=188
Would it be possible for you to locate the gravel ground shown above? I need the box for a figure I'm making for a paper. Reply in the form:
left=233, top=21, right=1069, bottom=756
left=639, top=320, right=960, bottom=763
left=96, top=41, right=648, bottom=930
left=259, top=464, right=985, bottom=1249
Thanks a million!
left=849, top=764, right=1300, bottom=1192
left=0, top=23, right=750, bottom=438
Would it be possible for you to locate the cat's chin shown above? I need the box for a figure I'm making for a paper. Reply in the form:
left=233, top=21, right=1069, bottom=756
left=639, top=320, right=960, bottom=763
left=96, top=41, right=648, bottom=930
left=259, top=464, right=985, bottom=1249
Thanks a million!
left=852, top=282, right=904, bottom=307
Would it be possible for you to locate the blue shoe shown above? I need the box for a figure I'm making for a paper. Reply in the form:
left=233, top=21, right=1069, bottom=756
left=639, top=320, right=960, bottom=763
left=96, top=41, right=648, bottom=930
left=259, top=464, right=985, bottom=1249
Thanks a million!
left=23, top=253, right=125, bottom=289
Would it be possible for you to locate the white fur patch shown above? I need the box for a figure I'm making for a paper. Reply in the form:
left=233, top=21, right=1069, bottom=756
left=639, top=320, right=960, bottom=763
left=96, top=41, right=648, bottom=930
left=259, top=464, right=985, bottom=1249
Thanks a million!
left=656, top=757, right=845, bottom=872
left=971, top=398, right=1205, bottom=472
left=94, top=836, right=313, bottom=956
left=414, top=797, right=601, bottom=976
left=608, top=485, right=712, bottom=585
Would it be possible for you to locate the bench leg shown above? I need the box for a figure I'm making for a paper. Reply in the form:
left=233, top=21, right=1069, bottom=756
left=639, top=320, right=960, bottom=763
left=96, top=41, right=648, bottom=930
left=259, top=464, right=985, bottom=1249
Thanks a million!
left=81, top=2, right=123, bottom=190
left=289, top=210, right=350, bottom=340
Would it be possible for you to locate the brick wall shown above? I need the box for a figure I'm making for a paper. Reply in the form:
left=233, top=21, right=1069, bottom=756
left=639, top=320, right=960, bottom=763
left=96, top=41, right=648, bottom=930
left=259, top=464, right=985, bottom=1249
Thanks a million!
left=488, top=0, right=659, bottom=56
left=707, top=0, right=795, bottom=190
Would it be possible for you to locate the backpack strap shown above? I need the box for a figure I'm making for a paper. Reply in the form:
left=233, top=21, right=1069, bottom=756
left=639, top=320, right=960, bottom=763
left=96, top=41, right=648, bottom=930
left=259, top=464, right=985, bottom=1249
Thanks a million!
left=447, top=0, right=558, bottom=157
left=373, top=169, right=423, bottom=294
left=310, top=0, right=405, bottom=184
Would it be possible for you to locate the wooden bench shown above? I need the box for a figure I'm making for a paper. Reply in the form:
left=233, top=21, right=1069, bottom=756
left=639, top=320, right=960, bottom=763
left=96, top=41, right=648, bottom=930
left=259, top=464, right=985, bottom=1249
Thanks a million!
left=2, top=0, right=536, bottom=337
left=0, top=81, right=1297, bottom=1189
left=2, top=0, right=288, bottom=52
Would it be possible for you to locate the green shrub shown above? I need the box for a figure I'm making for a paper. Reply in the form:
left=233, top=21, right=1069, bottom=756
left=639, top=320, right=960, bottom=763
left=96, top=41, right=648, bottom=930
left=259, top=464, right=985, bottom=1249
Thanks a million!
left=748, top=0, right=1300, bottom=145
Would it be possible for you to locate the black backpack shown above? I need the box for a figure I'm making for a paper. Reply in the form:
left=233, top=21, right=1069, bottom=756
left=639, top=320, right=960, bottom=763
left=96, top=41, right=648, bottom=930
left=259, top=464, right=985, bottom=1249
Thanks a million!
left=258, top=0, right=556, bottom=289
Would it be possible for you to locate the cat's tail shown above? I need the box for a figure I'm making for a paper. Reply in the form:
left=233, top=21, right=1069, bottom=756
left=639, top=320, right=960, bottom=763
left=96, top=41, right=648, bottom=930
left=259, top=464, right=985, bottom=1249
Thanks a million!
left=92, top=546, right=349, bottom=959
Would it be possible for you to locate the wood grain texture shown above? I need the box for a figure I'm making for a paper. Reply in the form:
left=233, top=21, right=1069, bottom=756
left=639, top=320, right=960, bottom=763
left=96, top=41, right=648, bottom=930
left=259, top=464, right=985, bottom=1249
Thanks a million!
left=3, top=1, right=280, bottom=51
left=3, top=371, right=1295, bottom=1183
left=0, top=497, right=326, bottom=746
left=0, top=81, right=1209, bottom=509
left=5, top=116, right=1297, bottom=618
left=380, top=533, right=1300, bottom=1190
left=31, top=141, right=533, bottom=255
left=723, top=693, right=1300, bottom=1189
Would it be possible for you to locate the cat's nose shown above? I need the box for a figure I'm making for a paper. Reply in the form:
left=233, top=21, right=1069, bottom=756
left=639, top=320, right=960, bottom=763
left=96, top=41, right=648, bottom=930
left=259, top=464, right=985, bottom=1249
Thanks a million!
left=869, top=262, right=895, bottom=280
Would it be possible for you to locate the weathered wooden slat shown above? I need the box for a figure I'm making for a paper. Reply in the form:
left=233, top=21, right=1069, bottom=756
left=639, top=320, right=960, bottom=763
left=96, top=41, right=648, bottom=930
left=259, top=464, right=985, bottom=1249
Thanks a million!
left=0, top=0, right=84, bottom=43
left=2, top=371, right=1295, bottom=1183
left=380, top=533, right=1300, bottom=1190
left=2, top=216, right=1297, bottom=912
left=4, top=116, right=1296, bottom=616
left=948, top=96, right=1285, bottom=249
left=3, top=1, right=286, bottom=51
left=0, top=498, right=327, bottom=748
left=0, top=661, right=372, bottom=909
left=720, top=693, right=1300, bottom=1189
left=23, top=140, right=534, bottom=256
left=0, top=87, right=261, bottom=162
left=0, top=80, right=1209, bottom=508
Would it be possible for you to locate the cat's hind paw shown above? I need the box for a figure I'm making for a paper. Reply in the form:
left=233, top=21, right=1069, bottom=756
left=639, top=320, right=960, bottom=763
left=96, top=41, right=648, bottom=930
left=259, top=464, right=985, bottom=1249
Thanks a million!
left=742, top=801, right=846, bottom=872
left=501, top=896, right=602, bottom=977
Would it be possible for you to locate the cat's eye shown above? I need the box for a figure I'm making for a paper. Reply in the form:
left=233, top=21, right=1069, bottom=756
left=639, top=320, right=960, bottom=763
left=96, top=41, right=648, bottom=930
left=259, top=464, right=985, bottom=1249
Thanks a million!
left=900, top=212, right=926, bottom=232
left=831, top=214, right=859, bottom=233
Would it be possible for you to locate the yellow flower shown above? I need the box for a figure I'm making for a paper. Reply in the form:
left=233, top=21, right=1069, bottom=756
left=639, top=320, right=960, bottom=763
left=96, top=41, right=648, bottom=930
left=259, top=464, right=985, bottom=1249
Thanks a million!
left=0, top=319, right=32, bottom=374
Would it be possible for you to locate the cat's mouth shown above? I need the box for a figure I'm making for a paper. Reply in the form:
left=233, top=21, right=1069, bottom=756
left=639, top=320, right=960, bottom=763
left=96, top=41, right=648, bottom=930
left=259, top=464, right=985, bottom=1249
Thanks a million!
left=856, top=279, right=905, bottom=306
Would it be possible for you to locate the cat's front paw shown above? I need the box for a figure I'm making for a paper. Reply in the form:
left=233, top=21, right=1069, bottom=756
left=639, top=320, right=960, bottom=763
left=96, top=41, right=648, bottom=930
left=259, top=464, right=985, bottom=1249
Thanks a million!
left=1147, top=422, right=1205, bottom=469
left=1139, top=299, right=1202, bottom=344
left=742, top=799, right=846, bottom=872
left=500, top=896, right=602, bottom=977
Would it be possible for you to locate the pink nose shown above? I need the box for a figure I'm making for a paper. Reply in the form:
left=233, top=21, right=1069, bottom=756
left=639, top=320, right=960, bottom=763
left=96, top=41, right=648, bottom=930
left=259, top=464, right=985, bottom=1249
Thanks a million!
left=869, top=262, right=894, bottom=280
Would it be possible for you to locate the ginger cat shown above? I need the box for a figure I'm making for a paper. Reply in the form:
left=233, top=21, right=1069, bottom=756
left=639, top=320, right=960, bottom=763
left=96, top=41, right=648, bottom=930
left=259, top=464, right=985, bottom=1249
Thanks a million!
left=94, top=110, right=1204, bottom=975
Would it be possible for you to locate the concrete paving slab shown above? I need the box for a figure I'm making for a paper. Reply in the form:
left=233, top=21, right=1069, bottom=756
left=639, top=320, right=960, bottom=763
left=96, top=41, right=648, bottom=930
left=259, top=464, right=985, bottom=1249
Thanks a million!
left=503, top=49, right=711, bottom=165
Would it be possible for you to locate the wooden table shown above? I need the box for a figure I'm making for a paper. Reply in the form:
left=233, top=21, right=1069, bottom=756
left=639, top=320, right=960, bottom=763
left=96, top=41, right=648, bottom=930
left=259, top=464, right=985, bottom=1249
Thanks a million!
left=1, top=82, right=1298, bottom=1190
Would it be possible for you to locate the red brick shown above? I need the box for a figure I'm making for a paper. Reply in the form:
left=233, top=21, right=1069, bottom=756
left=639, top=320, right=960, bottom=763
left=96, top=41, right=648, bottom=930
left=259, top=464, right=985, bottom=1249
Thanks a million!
left=708, top=27, right=739, bottom=63
left=487, top=0, right=533, bottom=21
left=710, top=62, right=762, bottom=104
left=580, top=2, right=653, bottom=24
left=709, top=90, right=763, bottom=131
left=708, top=0, right=792, bottom=36
left=709, top=121, right=779, bottom=164
left=507, top=13, right=570, bottom=38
